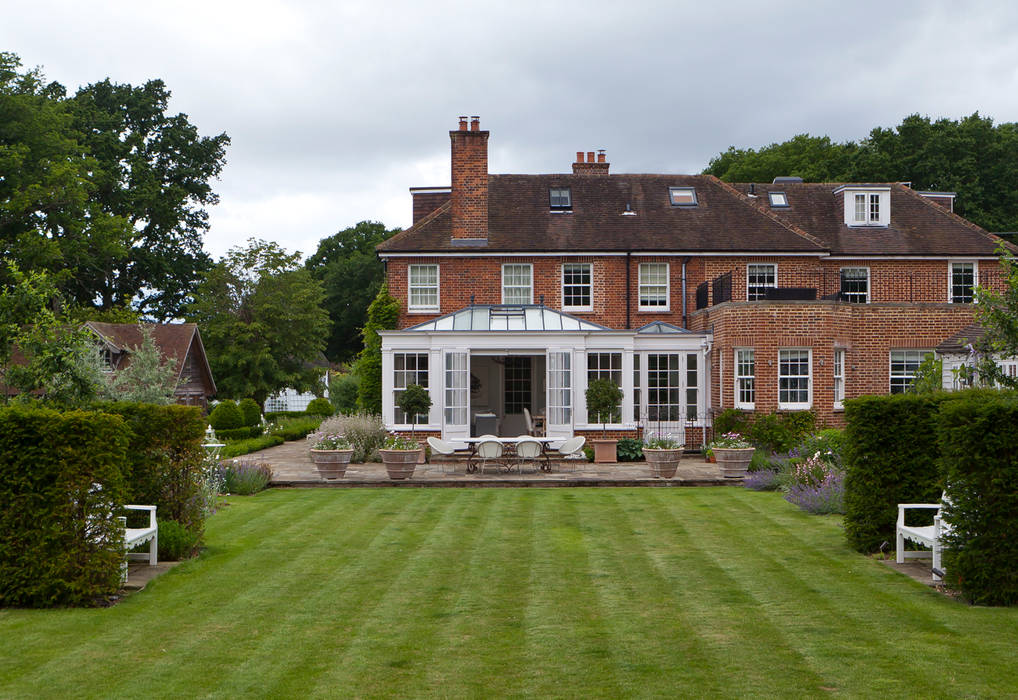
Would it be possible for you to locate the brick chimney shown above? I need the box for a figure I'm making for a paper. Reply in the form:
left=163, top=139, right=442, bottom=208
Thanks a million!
left=572, top=149, right=610, bottom=175
left=450, top=115, right=489, bottom=242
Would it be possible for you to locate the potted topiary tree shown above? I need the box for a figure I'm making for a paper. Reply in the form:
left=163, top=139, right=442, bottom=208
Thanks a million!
left=379, top=384, right=432, bottom=479
left=585, top=378, right=622, bottom=464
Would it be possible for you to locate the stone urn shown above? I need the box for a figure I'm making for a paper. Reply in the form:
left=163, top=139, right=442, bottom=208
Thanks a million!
left=713, top=447, right=755, bottom=479
left=644, top=448, right=683, bottom=479
left=379, top=448, right=422, bottom=480
left=591, top=438, right=618, bottom=464
left=310, top=449, right=354, bottom=480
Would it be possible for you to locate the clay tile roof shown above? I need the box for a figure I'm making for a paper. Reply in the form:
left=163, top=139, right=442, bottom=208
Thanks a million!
left=735, top=182, right=1012, bottom=257
left=377, top=174, right=827, bottom=254
left=936, top=324, right=987, bottom=352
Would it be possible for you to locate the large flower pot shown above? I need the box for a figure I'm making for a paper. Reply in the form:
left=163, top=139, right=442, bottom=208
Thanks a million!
left=644, top=448, right=683, bottom=479
left=713, top=447, right=755, bottom=479
left=379, top=449, right=422, bottom=480
left=591, top=439, right=618, bottom=464
left=310, top=448, right=354, bottom=480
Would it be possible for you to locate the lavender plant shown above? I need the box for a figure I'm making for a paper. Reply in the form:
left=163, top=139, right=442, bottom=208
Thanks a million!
left=218, top=460, right=273, bottom=495
left=783, top=450, right=845, bottom=514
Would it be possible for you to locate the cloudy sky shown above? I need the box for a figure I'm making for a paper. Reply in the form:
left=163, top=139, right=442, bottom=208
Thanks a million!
left=4, top=1, right=1018, bottom=260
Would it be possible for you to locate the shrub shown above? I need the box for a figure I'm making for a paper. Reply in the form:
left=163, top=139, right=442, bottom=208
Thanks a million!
left=218, top=460, right=273, bottom=495
left=329, top=373, right=359, bottom=414
left=743, top=469, right=781, bottom=491
left=785, top=469, right=845, bottom=515
left=713, top=408, right=750, bottom=437
left=317, top=412, right=387, bottom=462
left=157, top=520, right=201, bottom=561
left=746, top=411, right=816, bottom=453
left=305, top=397, right=334, bottom=417
left=582, top=446, right=595, bottom=462
left=209, top=400, right=243, bottom=430
left=795, top=429, right=845, bottom=463
left=842, top=394, right=948, bottom=552
left=938, top=395, right=1018, bottom=605
left=616, top=437, right=644, bottom=462
left=220, top=435, right=285, bottom=459
left=265, top=410, right=309, bottom=421
left=748, top=449, right=772, bottom=472
left=0, top=405, right=129, bottom=607
left=268, top=416, right=323, bottom=441
left=215, top=426, right=264, bottom=441
left=238, top=398, right=262, bottom=427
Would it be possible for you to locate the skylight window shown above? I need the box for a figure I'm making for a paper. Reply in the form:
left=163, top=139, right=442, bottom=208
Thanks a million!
left=768, top=191, right=789, bottom=207
left=669, top=187, right=697, bottom=207
left=549, top=187, right=572, bottom=211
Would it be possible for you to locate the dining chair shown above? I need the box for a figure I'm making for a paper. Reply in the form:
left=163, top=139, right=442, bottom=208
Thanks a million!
left=523, top=407, right=534, bottom=436
left=474, top=438, right=506, bottom=474
left=555, top=436, right=587, bottom=473
left=514, top=436, right=546, bottom=473
left=427, top=436, right=459, bottom=474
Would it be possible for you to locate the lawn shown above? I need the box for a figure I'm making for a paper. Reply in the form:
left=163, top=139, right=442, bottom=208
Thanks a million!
left=2, top=488, right=1017, bottom=698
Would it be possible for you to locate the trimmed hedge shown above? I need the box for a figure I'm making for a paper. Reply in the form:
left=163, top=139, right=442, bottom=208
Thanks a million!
left=265, top=410, right=309, bottom=421
left=215, top=426, right=264, bottom=441
left=842, top=394, right=947, bottom=553
left=220, top=435, right=284, bottom=459
left=0, top=405, right=129, bottom=607
left=305, top=397, right=334, bottom=416
left=96, top=402, right=207, bottom=532
left=939, top=396, right=1018, bottom=605
left=209, top=400, right=243, bottom=430
left=238, top=398, right=261, bottom=427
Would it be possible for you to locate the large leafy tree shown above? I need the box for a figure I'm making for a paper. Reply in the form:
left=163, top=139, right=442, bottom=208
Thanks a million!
left=0, top=52, right=229, bottom=320
left=305, top=221, right=399, bottom=363
left=704, top=113, right=1018, bottom=232
left=187, top=239, right=330, bottom=406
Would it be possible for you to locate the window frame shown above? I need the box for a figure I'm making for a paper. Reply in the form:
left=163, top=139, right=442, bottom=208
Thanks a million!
left=407, top=263, right=440, bottom=313
left=668, top=186, right=698, bottom=207
left=549, top=187, right=572, bottom=212
left=501, top=263, right=534, bottom=305
left=768, top=191, right=789, bottom=208
left=393, top=352, right=430, bottom=425
left=839, top=266, right=870, bottom=304
left=587, top=351, right=623, bottom=424
left=561, top=262, right=593, bottom=312
left=734, top=348, right=755, bottom=410
left=747, top=263, right=777, bottom=301
left=889, top=349, right=932, bottom=394
left=833, top=348, right=845, bottom=409
left=949, top=261, right=977, bottom=304
left=638, top=262, right=670, bottom=311
left=778, top=348, right=812, bottom=410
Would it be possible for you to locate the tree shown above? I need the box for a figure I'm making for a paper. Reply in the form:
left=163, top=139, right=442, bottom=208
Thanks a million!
left=704, top=113, right=1018, bottom=233
left=396, top=384, right=431, bottom=437
left=973, top=244, right=1018, bottom=388
left=354, top=282, right=399, bottom=414
left=585, top=378, right=623, bottom=437
left=186, top=239, right=330, bottom=407
left=0, top=52, right=229, bottom=321
left=305, top=221, right=400, bottom=362
left=103, top=325, right=179, bottom=404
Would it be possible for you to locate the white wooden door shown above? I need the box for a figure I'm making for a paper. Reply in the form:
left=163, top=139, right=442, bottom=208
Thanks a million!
left=443, top=351, right=470, bottom=440
left=546, top=350, right=573, bottom=438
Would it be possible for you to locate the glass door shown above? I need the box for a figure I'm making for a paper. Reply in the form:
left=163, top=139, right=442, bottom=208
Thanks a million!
left=443, top=351, right=469, bottom=440
left=546, top=350, right=572, bottom=438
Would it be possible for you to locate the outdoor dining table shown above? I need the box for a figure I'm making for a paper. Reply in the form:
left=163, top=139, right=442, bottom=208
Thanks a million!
left=458, top=436, right=557, bottom=473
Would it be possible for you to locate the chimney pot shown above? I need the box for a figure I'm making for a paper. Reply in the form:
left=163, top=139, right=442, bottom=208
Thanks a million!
left=458, top=116, right=468, bottom=131
left=576, top=151, right=585, bottom=163
left=470, top=116, right=480, bottom=131
left=597, top=150, right=606, bottom=163
left=587, top=151, right=595, bottom=163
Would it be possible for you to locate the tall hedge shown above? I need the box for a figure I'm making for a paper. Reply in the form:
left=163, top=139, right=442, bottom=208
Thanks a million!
left=938, top=396, right=1018, bottom=605
left=0, top=405, right=129, bottom=607
left=95, top=402, right=207, bottom=532
left=843, top=394, right=947, bottom=552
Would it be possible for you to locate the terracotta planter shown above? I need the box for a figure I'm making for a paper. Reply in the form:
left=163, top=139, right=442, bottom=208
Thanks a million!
left=713, top=447, right=755, bottom=479
left=310, top=448, right=354, bottom=480
left=644, top=448, right=683, bottom=478
left=379, top=448, right=422, bottom=480
left=591, top=438, right=618, bottom=464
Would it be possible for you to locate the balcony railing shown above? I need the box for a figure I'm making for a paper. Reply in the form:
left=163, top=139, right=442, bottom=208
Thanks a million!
left=694, top=268, right=1007, bottom=309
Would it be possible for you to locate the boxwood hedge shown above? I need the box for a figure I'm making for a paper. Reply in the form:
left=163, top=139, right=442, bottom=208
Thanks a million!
left=0, top=405, right=129, bottom=607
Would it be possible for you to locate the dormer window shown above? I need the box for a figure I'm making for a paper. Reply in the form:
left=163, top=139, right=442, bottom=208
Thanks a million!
left=549, top=187, right=572, bottom=211
left=669, top=187, right=697, bottom=207
left=768, top=191, right=789, bottom=208
left=837, top=186, right=890, bottom=227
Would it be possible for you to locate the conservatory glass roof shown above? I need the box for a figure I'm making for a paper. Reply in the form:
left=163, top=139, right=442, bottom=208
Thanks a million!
left=635, top=321, right=697, bottom=334
left=403, top=305, right=609, bottom=332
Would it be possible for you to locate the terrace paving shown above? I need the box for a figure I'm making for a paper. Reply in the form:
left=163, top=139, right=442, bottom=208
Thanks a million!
left=239, top=439, right=735, bottom=487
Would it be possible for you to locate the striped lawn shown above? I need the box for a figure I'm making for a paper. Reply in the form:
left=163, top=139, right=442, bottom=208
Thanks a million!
left=2, top=488, right=1017, bottom=698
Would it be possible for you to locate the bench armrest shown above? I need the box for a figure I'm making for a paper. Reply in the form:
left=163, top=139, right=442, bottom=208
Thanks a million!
left=897, top=503, right=941, bottom=527
left=125, top=504, right=157, bottom=530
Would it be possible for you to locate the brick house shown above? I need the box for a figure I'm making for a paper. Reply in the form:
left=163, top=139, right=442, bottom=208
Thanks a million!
left=376, top=117, right=1010, bottom=446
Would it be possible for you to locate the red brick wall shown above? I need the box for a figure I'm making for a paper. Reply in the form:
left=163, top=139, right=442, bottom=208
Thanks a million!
left=450, top=121, right=489, bottom=241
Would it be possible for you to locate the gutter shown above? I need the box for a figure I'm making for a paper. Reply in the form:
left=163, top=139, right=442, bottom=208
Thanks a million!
left=681, top=256, right=691, bottom=329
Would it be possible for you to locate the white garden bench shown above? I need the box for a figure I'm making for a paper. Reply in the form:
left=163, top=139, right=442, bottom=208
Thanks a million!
left=896, top=497, right=951, bottom=582
left=119, top=505, right=158, bottom=583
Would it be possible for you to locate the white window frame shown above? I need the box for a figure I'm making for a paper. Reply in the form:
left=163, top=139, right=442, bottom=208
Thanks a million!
left=501, top=263, right=533, bottom=305
left=668, top=186, right=698, bottom=206
left=561, top=262, right=593, bottom=311
left=844, top=188, right=890, bottom=227
left=840, top=267, right=870, bottom=303
left=747, top=263, right=777, bottom=301
left=407, top=264, right=440, bottom=312
left=393, top=352, right=430, bottom=425
left=638, top=262, right=670, bottom=310
left=734, top=348, right=755, bottom=410
left=778, top=348, right=812, bottom=410
left=586, top=351, right=623, bottom=424
left=949, top=261, right=977, bottom=304
left=768, top=191, right=788, bottom=208
left=889, top=349, right=932, bottom=394
left=833, top=348, right=845, bottom=409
